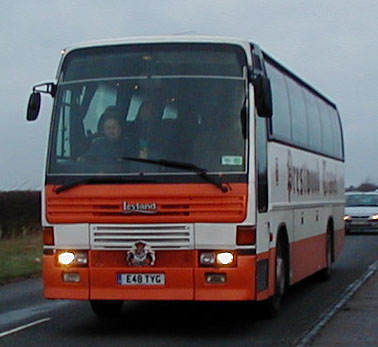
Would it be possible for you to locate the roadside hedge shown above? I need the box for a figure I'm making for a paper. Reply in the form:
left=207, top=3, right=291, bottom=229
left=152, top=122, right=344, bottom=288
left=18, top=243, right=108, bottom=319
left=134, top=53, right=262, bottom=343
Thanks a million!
left=0, top=191, right=41, bottom=239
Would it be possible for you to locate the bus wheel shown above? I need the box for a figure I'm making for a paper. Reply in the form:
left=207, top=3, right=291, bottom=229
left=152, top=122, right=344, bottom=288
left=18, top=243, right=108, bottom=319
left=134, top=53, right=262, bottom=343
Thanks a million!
left=318, top=225, right=333, bottom=281
left=262, top=237, right=287, bottom=318
left=90, top=300, right=124, bottom=318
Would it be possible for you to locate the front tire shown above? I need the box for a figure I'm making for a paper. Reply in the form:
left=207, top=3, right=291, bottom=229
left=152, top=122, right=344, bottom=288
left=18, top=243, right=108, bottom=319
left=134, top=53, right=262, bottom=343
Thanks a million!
left=90, top=300, right=124, bottom=318
left=262, top=236, right=287, bottom=318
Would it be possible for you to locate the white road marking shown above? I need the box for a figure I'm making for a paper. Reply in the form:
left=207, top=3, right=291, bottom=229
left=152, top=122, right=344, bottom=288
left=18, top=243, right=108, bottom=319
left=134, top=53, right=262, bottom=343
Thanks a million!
left=294, top=259, right=378, bottom=347
left=0, top=300, right=70, bottom=327
left=0, top=317, right=51, bottom=338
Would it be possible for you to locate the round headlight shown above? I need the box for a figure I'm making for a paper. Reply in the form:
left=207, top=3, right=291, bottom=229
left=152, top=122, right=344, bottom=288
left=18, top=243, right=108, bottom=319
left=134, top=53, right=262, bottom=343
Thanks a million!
left=200, top=252, right=216, bottom=266
left=58, top=252, right=75, bottom=265
left=216, top=252, right=234, bottom=265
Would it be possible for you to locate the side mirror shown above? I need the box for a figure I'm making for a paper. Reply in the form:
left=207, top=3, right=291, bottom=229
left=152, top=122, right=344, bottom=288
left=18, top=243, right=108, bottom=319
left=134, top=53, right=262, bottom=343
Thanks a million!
left=26, top=82, right=56, bottom=121
left=251, top=71, right=273, bottom=118
left=27, top=92, right=41, bottom=121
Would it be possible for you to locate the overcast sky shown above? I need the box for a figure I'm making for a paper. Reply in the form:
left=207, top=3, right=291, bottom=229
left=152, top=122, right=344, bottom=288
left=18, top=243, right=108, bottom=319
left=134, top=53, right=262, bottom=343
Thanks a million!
left=0, top=0, right=377, bottom=190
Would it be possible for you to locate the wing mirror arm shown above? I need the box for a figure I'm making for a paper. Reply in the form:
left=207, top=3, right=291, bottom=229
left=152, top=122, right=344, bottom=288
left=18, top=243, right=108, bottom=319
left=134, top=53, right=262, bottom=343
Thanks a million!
left=26, top=82, right=56, bottom=121
left=32, top=82, right=57, bottom=96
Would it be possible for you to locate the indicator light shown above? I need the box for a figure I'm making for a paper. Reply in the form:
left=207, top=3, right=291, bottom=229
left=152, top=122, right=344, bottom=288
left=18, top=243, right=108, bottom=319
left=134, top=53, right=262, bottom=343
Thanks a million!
left=206, top=273, right=226, bottom=284
left=237, top=225, right=256, bottom=245
left=63, top=272, right=81, bottom=283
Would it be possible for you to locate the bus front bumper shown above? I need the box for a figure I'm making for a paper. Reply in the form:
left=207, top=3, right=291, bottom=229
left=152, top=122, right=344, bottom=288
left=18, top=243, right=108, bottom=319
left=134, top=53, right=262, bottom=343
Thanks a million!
left=43, top=251, right=262, bottom=301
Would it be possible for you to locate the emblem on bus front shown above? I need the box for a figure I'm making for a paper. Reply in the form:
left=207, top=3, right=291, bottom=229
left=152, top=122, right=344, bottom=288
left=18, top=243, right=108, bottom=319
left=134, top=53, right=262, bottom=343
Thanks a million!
left=127, top=241, right=156, bottom=266
left=122, top=202, right=158, bottom=214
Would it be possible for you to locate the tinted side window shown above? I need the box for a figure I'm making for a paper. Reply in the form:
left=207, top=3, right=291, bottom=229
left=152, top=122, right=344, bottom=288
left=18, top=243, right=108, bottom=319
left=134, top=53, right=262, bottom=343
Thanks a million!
left=265, top=62, right=291, bottom=141
left=304, top=92, right=322, bottom=152
left=286, top=78, right=308, bottom=147
left=318, top=101, right=334, bottom=156
left=56, top=89, right=72, bottom=158
left=329, top=108, right=343, bottom=159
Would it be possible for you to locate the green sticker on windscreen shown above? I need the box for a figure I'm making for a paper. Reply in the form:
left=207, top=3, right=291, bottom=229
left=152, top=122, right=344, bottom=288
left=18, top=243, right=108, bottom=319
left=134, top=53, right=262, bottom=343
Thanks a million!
left=221, top=156, right=243, bottom=166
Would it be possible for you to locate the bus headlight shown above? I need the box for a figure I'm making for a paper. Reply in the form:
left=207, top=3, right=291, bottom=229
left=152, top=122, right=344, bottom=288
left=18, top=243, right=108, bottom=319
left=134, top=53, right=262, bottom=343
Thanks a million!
left=57, top=251, right=88, bottom=267
left=58, top=252, right=75, bottom=265
left=216, top=252, right=234, bottom=265
left=200, top=252, right=216, bottom=266
left=200, top=251, right=236, bottom=267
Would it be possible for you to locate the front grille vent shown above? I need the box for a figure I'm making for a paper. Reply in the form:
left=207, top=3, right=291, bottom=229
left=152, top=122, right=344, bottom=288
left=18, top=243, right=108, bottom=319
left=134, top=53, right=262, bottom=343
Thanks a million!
left=90, top=224, right=193, bottom=250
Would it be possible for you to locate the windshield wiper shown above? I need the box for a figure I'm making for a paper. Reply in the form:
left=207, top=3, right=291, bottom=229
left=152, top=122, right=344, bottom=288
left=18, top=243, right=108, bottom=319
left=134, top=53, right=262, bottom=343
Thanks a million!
left=54, top=177, right=155, bottom=194
left=122, top=157, right=229, bottom=193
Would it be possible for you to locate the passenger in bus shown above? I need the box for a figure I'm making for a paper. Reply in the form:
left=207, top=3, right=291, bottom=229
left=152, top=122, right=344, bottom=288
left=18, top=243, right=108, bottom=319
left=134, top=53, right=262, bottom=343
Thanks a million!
left=80, top=106, right=135, bottom=162
left=134, top=101, right=162, bottom=159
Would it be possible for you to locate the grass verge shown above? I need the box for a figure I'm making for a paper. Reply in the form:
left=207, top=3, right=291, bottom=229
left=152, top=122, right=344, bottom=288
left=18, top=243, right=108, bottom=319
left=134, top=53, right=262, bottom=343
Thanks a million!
left=0, top=232, right=43, bottom=285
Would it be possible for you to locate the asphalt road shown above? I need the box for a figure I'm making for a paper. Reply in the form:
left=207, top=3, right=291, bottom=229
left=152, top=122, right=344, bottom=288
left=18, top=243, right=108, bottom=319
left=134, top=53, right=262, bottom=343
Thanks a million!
left=1, top=234, right=377, bottom=347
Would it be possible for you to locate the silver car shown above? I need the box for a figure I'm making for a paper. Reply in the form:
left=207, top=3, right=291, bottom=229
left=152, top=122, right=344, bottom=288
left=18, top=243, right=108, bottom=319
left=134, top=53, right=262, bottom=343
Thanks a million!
left=344, top=191, right=378, bottom=234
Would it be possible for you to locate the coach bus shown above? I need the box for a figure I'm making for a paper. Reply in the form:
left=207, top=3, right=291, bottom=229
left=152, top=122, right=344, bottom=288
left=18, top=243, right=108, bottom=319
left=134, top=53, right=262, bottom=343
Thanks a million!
left=27, top=36, right=345, bottom=317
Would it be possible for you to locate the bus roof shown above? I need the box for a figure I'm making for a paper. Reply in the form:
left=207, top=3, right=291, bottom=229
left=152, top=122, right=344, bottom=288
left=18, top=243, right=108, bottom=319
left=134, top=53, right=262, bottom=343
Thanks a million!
left=58, top=35, right=337, bottom=109
left=61, top=35, right=253, bottom=56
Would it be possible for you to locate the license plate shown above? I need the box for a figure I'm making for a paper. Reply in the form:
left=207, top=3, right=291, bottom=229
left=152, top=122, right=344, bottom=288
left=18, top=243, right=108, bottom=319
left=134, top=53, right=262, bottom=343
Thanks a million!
left=117, top=273, right=165, bottom=286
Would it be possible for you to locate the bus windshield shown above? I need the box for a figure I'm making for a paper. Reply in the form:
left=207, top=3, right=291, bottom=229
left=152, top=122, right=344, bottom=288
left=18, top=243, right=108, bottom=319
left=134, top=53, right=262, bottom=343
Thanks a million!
left=48, top=43, right=247, bottom=176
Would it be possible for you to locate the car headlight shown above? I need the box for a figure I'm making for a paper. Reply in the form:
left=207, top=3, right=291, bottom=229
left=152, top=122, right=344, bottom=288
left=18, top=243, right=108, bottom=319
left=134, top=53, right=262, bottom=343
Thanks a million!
left=343, top=215, right=352, bottom=221
left=369, top=214, right=378, bottom=221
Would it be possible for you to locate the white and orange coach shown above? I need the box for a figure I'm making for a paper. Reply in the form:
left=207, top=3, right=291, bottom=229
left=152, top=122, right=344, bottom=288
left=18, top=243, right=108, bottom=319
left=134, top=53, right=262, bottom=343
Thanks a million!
left=26, top=36, right=345, bottom=317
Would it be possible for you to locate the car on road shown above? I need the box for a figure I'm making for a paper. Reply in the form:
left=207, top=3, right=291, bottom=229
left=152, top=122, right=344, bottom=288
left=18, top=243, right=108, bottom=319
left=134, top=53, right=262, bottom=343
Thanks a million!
left=344, top=191, right=378, bottom=234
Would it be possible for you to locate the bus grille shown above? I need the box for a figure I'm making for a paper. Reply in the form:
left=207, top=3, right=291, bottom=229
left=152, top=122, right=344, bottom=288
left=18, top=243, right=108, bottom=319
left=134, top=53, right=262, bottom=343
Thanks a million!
left=90, top=224, right=193, bottom=250
left=46, top=195, right=246, bottom=223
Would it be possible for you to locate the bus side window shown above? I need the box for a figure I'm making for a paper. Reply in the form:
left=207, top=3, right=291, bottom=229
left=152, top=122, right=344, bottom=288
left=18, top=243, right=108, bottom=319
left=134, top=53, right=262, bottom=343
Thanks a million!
left=125, top=95, right=143, bottom=122
left=162, top=104, right=178, bottom=120
left=56, top=89, right=72, bottom=158
left=317, top=100, right=334, bottom=157
left=305, top=92, right=322, bottom=153
left=286, top=77, right=308, bottom=147
left=329, top=108, right=343, bottom=159
left=265, top=62, right=291, bottom=142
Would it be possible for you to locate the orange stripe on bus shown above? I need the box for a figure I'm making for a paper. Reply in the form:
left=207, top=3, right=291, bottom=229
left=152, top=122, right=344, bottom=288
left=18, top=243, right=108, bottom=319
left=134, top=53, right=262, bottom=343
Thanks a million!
left=45, top=183, right=248, bottom=224
left=290, top=228, right=344, bottom=285
left=291, top=233, right=325, bottom=284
